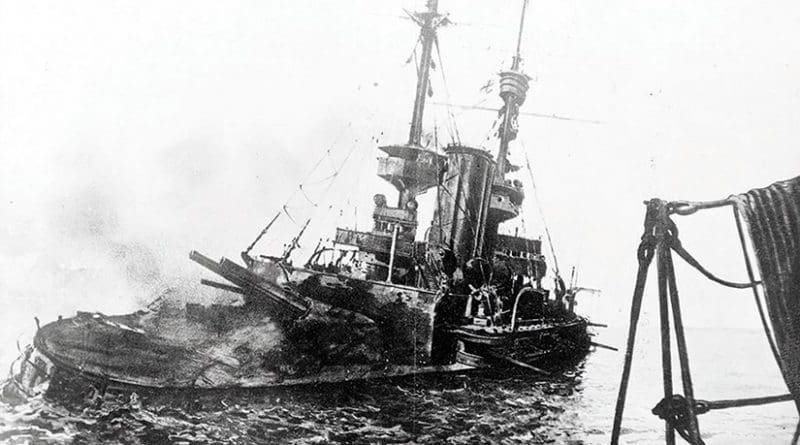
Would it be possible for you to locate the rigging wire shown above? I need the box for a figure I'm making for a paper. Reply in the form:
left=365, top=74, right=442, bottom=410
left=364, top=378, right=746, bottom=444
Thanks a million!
left=432, top=102, right=605, bottom=125
left=282, top=205, right=298, bottom=225
left=307, top=138, right=363, bottom=215
left=517, top=206, right=541, bottom=283
left=484, top=108, right=503, bottom=145
left=244, top=109, right=374, bottom=255
left=366, top=11, right=505, bottom=30
left=301, top=171, right=342, bottom=186
left=280, top=133, right=367, bottom=262
left=298, top=184, right=318, bottom=207
left=406, top=35, right=422, bottom=70
left=433, top=118, right=445, bottom=243
left=326, top=136, right=373, bottom=231
left=432, top=36, right=462, bottom=145
left=519, top=139, right=561, bottom=277
left=296, top=130, right=375, bottom=265
left=436, top=180, right=480, bottom=241
left=244, top=149, right=331, bottom=254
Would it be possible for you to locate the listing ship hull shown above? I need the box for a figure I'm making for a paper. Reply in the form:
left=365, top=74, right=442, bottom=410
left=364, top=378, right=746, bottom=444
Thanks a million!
left=9, top=260, right=589, bottom=398
left=26, top=315, right=586, bottom=392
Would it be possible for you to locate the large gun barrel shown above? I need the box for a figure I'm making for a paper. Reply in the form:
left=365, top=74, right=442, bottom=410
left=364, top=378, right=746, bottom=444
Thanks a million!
left=189, top=251, right=310, bottom=320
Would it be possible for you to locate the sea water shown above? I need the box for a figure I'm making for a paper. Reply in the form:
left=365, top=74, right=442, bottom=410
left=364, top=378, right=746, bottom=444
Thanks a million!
left=0, top=326, right=796, bottom=444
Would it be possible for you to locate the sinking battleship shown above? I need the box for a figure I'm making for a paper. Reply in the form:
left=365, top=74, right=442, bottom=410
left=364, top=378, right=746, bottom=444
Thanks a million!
left=6, top=0, right=595, bottom=397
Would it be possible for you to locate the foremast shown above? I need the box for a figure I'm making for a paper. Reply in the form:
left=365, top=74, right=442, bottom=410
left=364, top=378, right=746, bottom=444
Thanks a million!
left=377, top=0, right=447, bottom=210
left=408, top=0, right=440, bottom=148
left=334, top=1, right=448, bottom=285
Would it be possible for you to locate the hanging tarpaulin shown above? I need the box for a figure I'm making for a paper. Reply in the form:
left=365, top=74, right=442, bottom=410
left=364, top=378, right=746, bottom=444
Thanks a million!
left=732, top=176, right=800, bottom=411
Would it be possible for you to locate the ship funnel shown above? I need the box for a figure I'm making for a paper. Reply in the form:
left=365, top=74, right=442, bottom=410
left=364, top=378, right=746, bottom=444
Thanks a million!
left=427, top=146, right=495, bottom=267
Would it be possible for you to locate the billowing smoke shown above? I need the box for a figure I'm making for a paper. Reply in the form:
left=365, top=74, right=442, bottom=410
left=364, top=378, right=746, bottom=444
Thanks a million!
left=0, top=134, right=294, bottom=369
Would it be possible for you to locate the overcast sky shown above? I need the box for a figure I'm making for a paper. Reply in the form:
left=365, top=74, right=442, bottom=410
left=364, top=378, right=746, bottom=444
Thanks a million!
left=1, top=0, right=799, bottom=366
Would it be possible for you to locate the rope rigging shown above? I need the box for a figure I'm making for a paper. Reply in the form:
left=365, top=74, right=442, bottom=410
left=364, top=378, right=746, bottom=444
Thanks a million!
left=660, top=209, right=757, bottom=289
left=432, top=35, right=462, bottom=145
left=520, top=141, right=560, bottom=278
left=652, top=393, right=796, bottom=445
left=407, top=37, right=421, bottom=78
left=306, top=125, right=381, bottom=264
left=244, top=110, right=376, bottom=256
left=431, top=101, right=606, bottom=125
left=516, top=206, right=542, bottom=284
left=313, top=136, right=374, bottom=251
left=611, top=197, right=797, bottom=445
left=298, top=184, right=318, bottom=208
left=243, top=150, right=330, bottom=254
left=284, top=137, right=367, bottom=254
left=435, top=179, right=480, bottom=241
left=282, top=205, right=297, bottom=225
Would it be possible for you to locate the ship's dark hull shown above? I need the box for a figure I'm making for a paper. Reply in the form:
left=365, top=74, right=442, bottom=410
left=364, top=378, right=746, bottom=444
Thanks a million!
left=8, top=305, right=589, bottom=400
left=6, top=257, right=591, bottom=400
left=29, top=312, right=481, bottom=390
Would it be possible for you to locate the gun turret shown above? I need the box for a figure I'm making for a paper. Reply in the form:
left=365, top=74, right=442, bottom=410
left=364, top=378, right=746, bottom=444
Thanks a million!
left=189, top=251, right=310, bottom=321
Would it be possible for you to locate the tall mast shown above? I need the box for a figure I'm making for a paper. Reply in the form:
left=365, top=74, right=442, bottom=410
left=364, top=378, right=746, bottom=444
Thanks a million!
left=408, top=0, right=439, bottom=147
left=511, top=0, right=529, bottom=71
left=495, top=0, right=531, bottom=182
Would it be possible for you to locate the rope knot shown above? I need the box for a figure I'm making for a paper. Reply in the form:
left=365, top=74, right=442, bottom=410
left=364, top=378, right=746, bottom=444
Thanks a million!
left=652, top=395, right=706, bottom=445
left=637, top=200, right=659, bottom=264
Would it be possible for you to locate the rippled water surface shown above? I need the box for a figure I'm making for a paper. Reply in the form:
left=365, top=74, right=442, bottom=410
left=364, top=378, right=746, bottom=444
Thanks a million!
left=1, top=327, right=798, bottom=444
left=1, top=368, right=595, bottom=444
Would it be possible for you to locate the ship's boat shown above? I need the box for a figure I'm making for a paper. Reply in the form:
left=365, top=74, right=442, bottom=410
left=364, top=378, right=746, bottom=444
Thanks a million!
left=5, top=0, right=595, bottom=398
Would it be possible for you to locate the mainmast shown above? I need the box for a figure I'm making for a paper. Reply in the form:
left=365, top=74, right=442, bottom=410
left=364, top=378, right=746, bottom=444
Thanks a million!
left=479, top=0, right=532, bottom=261
left=495, top=0, right=531, bottom=182
left=408, top=0, right=440, bottom=147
